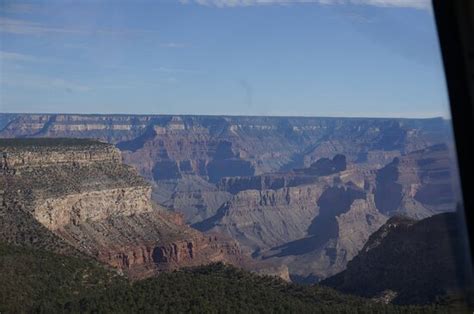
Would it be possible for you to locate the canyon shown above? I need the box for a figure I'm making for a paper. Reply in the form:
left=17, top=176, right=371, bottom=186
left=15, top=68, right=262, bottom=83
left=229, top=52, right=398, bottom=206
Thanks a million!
left=0, top=113, right=459, bottom=281
left=0, top=138, right=248, bottom=279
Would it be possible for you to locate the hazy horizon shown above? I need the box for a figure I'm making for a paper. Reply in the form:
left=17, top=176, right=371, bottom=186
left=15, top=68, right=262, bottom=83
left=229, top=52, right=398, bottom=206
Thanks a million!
left=0, top=111, right=448, bottom=120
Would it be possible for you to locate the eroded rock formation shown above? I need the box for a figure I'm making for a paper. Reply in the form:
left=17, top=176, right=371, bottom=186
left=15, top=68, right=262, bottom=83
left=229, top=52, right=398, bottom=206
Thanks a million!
left=0, top=113, right=450, bottom=224
left=0, top=114, right=457, bottom=282
left=321, top=212, right=471, bottom=305
left=195, top=144, right=458, bottom=281
left=0, top=138, right=247, bottom=279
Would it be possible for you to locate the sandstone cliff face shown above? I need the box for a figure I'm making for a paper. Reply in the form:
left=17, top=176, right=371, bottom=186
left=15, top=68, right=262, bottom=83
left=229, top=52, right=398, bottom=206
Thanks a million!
left=255, top=185, right=387, bottom=281
left=34, top=187, right=152, bottom=230
left=196, top=145, right=457, bottom=281
left=195, top=184, right=324, bottom=252
left=0, top=114, right=149, bottom=142
left=0, top=113, right=450, bottom=225
left=0, top=139, right=120, bottom=169
left=0, top=139, right=247, bottom=279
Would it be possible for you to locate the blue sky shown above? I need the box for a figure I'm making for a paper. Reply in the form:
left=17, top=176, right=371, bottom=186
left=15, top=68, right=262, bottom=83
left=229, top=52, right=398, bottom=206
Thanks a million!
left=0, top=0, right=451, bottom=118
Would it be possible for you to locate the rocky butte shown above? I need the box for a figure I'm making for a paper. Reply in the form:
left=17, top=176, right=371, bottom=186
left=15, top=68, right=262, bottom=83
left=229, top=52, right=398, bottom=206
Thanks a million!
left=0, top=138, right=249, bottom=279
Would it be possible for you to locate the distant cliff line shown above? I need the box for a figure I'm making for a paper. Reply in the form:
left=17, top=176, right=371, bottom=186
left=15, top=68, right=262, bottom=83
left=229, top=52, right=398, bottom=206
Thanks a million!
left=0, top=112, right=447, bottom=120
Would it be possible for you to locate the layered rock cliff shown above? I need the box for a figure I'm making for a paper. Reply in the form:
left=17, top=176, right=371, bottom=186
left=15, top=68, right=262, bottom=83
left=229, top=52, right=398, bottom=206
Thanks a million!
left=0, top=113, right=450, bottom=224
left=0, top=114, right=457, bottom=282
left=321, top=212, right=472, bottom=305
left=374, top=143, right=457, bottom=218
left=195, top=145, right=458, bottom=281
left=0, top=138, right=247, bottom=278
left=195, top=184, right=325, bottom=252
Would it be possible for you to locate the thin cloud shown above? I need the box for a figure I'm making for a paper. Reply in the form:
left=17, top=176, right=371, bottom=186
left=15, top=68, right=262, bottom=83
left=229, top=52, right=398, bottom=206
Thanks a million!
left=0, top=17, right=159, bottom=36
left=0, top=50, right=59, bottom=65
left=164, top=77, right=178, bottom=83
left=0, top=3, right=38, bottom=14
left=48, top=78, right=91, bottom=92
left=350, top=0, right=429, bottom=9
left=2, top=74, right=91, bottom=93
left=160, top=42, right=187, bottom=48
left=179, top=0, right=430, bottom=10
left=155, top=66, right=198, bottom=73
left=0, top=51, right=42, bottom=63
left=0, top=17, right=84, bottom=35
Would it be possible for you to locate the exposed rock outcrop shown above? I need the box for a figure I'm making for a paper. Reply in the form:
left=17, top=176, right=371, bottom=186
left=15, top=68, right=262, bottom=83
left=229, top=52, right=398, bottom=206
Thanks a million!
left=195, top=184, right=325, bottom=252
left=375, top=143, right=457, bottom=219
left=0, top=113, right=450, bottom=224
left=0, top=138, right=248, bottom=279
left=295, top=154, right=347, bottom=176
left=321, top=212, right=472, bottom=305
left=0, top=114, right=457, bottom=283
left=195, top=144, right=457, bottom=281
